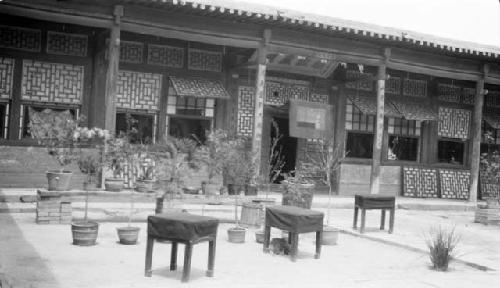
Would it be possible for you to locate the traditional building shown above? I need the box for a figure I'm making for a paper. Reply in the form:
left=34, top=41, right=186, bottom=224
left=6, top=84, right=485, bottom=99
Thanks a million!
left=1, top=0, right=500, bottom=201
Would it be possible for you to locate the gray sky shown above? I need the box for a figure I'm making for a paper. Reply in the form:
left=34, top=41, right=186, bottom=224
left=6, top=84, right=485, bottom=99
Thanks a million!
left=239, top=0, right=500, bottom=47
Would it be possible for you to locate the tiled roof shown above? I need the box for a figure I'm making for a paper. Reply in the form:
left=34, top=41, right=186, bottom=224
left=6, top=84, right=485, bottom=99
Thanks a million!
left=169, top=76, right=230, bottom=99
left=346, top=94, right=401, bottom=118
left=483, top=114, right=500, bottom=130
left=128, top=0, right=500, bottom=59
left=389, top=96, right=438, bottom=121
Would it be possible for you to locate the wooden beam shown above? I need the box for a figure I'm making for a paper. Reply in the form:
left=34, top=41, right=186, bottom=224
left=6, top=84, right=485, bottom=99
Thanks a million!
left=370, top=48, right=390, bottom=195
left=271, top=53, right=287, bottom=64
left=469, top=64, right=489, bottom=203
left=104, top=5, right=122, bottom=133
left=251, top=29, right=271, bottom=179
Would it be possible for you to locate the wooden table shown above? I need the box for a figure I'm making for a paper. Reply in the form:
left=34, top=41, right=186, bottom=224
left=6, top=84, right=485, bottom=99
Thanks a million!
left=145, top=212, right=219, bottom=282
left=353, top=194, right=395, bottom=234
left=263, top=205, right=324, bottom=261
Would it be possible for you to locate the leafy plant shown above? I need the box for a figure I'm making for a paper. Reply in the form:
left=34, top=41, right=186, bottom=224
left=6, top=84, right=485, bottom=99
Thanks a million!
left=425, top=226, right=460, bottom=271
left=480, top=131, right=500, bottom=199
left=77, top=153, right=102, bottom=183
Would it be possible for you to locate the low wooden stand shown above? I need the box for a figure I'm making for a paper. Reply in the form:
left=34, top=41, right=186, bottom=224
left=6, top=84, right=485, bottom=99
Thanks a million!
left=475, top=204, right=500, bottom=225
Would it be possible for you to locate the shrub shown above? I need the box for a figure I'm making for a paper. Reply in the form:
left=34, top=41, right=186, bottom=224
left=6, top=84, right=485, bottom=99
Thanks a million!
left=425, top=226, right=460, bottom=271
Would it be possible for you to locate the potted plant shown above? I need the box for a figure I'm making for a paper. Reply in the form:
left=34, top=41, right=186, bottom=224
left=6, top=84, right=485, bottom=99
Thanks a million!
left=134, top=158, right=155, bottom=193
left=281, top=169, right=315, bottom=209
left=116, top=187, right=141, bottom=245
left=225, top=138, right=256, bottom=195
left=227, top=190, right=246, bottom=243
left=195, top=129, right=236, bottom=196
left=28, top=108, right=79, bottom=191
left=103, top=136, right=128, bottom=192
left=152, top=137, right=195, bottom=214
left=72, top=152, right=103, bottom=246
left=304, top=136, right=345, bottom=245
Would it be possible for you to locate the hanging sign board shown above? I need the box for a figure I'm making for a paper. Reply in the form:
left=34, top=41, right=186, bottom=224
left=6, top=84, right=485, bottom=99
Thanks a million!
left=289, top=99, right=334, bottom=139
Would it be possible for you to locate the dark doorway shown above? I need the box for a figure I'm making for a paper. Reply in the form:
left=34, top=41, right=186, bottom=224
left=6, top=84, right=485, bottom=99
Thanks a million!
left=271, top=117, right=297, bottom=183
left=169, top=117, right=210, bottom=144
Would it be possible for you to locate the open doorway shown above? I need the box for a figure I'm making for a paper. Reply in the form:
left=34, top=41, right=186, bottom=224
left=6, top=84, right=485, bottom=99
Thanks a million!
left=168, top=117, right=210, bottom=144
left=271, top=117, right=297, bottom=183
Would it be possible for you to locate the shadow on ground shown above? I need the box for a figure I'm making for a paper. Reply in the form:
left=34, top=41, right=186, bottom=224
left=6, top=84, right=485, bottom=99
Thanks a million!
left=0, top=213, right=60, bottom=288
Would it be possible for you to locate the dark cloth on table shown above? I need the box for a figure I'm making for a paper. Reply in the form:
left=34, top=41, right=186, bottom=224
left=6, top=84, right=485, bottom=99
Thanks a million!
left=355, top=195, right=395, bottom=209
left=266, top=205, right=324, bottom=233
left=148, top=212, right=219, bottom=242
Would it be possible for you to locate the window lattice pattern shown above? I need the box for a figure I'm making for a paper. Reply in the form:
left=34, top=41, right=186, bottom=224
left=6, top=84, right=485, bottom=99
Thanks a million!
left=21, top=60, right=83, bottom=104
left=265, top=79, right=310, bottom=105
left=188, top=48, right=222, bottom=72
left=438, top=83, right=461, bottom=103
left=0, top=57, right=14, bottom=100
left=461, top=87, right=476, bottom=105
left=403, top=167, right=439, bottom=198
left=345, top=100, right=375, bottom=132
left=345, top=70, right=373, bottom=91
left=46, top=31, right=88, bottom=57
left=402, top=79, right=427, bottom=97
left=120, top=41, right=144, bottom=63
left=147, top=44, right=184, bottom=68
left=237, top=86, right=255, bottom=137
left=439, top=169, right=470, bottom=200
left=309, top=93, right=329, bottom=104
left=386, top=77, right=401, bottom=95
left=388, top=117, right=421, bottom=136
left=438, top=107, right=471, bottom=139
left=485, top=91, right=500, bottom=108
left=0, top=25, right=41, bottom=52
left=116, top=70, right=162, bottom=111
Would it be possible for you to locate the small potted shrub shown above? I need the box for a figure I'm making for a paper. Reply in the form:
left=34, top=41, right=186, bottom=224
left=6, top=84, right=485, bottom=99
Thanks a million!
left=28, top=108, right=79, bottom=191
left=281, top=169, right=315, bottom=209
left=134, top=156, right=155, bottom=193
left=116, top=189, right=140, bottom=245
left=103, top=136, right=128, bottom=192
left=227, top=191, right=246, bottom=243
left=225, top=138, right=255, bottom=196
left=72, top=152, right=103, bottom=246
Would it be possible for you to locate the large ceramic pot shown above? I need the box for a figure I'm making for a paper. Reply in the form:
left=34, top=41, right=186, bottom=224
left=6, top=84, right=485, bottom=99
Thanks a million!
left=227, top=183, right=245, bottom=195
left=104, top=178, right=124, bottom=192
left=47, top=170, right=73, bottom=191
left=71, top=221, right=99, bottom=246
left=116, top=226, right=140, bottom=245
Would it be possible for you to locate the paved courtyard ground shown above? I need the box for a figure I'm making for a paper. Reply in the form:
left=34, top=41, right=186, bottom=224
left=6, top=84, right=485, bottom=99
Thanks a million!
left=1, top=200, right=500, bottom=288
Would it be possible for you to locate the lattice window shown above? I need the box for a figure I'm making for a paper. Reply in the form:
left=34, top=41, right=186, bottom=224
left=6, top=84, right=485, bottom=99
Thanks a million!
left=116, top=70, right=161, bottom=111
left=237, top=86, right=255, bottom=137
left=437, top=83, right=461, bottom=103
left=0, top=25, right=41, bottom=52
left=402, top=79, right=427, bottom=97
left=345, top=70, right=373, bottom=92
left=403, top=166, right=438, bottom=198
left=21, top=60, right=83, bottom=104
left=345, top=100, right=375, bottom=132
left=166, top=94, right=214, bottom=118
left=386, top=76, right=401, bottom=95
left=485, top=91, right=500, bottom=108
left=147, top=44, right=184, bottom=68
left=387, top=117, right=421, bottom=136
left=188, top=48, right=222, bottom=72
left=0, top=57, right=14, bottom=100
left=439, top=169, right=470, bottom=199
left=309, top=93, right=329, bottom=104
left=116, top=112, right=157, bottom=144
left=265, top=79, right=310, bottom=105
left=0, top=103, right=8, bottom=139
left=461, top=87, right=476, bottom=105
left=438, top=107, right=471, bottom=139
left=46, top=31, right=88, bottom=57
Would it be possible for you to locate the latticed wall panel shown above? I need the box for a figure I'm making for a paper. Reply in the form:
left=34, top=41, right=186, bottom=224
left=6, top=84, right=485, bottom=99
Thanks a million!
left=402, top=79, right=427, bottom=97
left=439, top=169, right=470, bottom=200
left=403, top=167, right=438, bottom=198
left=345, top=70, right=373, bottom=91
left=264, top=78, right=310, bottom=105
left=438, top=83, right=461, bottom=103
left=46, top=31, right=88, bottom=57
left=116, top=70, right=162, bottom=111
left=438, top=107, right=471, bottom=139
left=0, top=25, right=41, bottom=52
left=0, top=57, right=15, bottom=100
left=188, top=48, right=222, bottom=72
left=461, top=87, right=476, bottom=105
left=309, top=93, right=329, bottom=104
left=21, top=60, right=83, bottom=104
left=385, top=77, right=401, bottom=95
left=237, top=86, right=255, bottom=137
left=147, top=44, right=184, bottom=68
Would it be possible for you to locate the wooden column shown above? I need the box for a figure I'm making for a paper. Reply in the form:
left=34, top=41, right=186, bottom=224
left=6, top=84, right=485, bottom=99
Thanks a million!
left=334, top=83, right=347, bottom=194
left=104, top=5, right=122, bottom=134
left=251, top=29, right=271, bottom=178
left=469, top=64, right=488, bottom=203
left=370, top=49, right=389, bottom=194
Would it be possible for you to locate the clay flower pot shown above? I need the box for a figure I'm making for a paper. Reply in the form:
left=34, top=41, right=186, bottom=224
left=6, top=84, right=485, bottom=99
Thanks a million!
left=116, top=226, right=140, bottom=245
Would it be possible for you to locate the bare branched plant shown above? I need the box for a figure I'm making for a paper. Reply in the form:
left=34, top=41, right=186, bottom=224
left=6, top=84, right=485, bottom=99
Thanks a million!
left=263, top=119, right=286, bottom=198
left=304, top=136, right=345, bottom=225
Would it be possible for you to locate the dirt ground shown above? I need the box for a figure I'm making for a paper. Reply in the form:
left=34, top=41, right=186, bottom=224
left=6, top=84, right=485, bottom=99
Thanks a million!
left=1, top=209, right=499, bottom=288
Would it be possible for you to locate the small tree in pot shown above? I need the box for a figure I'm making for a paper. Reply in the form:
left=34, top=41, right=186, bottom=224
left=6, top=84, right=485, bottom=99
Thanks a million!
left=304, top=136, right=345, bottom=245
left=28, top=108, right=80, bottom=191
